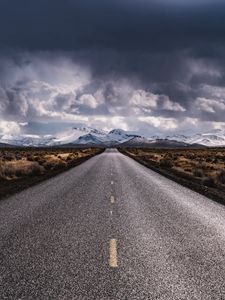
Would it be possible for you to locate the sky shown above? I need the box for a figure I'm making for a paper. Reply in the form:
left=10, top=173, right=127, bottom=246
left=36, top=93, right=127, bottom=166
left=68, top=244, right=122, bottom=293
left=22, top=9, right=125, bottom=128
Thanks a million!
left=0, top=0, right=225, bottom=137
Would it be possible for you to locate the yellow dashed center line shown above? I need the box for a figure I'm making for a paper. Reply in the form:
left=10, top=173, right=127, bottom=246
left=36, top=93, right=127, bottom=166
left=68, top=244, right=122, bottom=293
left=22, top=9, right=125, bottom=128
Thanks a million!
left=110, top=195, right=115, bottom=203
left=109, top=239, right=118, bottom=268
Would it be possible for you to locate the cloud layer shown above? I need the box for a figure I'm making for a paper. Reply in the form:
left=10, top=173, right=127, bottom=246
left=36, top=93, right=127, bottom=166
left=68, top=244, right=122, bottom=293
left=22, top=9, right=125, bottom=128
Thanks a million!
left=0, top=0, right=225, bottom=136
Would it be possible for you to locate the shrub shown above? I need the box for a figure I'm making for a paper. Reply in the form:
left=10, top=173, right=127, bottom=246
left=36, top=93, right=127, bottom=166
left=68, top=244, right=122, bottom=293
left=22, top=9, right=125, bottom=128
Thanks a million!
left=27, top=163, right=44, bottom=176
left=0, top=163, right=6, bottom=180
left=43, top=160, right=67, bottom=171
left=66, top=154, right=75, bottom=161
left=4, top=153, right=14, bottom=161
left=217, top=170, right=225, bottom=184
left=159, top=158, right=173, bottom=168
left=27, top=154, right=35, bottom=161
left=193, top=168, right=204, bottom=178
left=202, top=176, right=216, bottom=188
left=0, top=161, right=44, bottom=178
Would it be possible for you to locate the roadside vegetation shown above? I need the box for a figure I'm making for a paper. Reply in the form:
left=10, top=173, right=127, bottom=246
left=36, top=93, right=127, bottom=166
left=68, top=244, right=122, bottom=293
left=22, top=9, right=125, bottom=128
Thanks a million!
left=120, top=148, right=225, bottom=204
left=0, top=147, right=103, bottom=199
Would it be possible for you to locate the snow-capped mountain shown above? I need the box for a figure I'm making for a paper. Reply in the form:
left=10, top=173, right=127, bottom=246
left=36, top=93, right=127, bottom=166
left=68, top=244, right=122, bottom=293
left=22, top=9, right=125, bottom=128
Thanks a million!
left=0, top=126, right=107, bottom=147
left=0, top=134, right=56, bottom=147
left=73, top=129, right=141, bottom=145
left=1, top=126, right=225, bottom=147
left=107, top=129, right=140, bottom=142
left=0, top=127, right=141, bottom=147
left=120, top=137, right=191, bottom=148
left=53, top=127, right=106, bottom=145
left=165, top=129, right=225, bottom=147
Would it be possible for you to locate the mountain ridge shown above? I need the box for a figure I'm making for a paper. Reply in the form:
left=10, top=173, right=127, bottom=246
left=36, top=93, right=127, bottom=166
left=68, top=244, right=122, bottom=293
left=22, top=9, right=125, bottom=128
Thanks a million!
left=0, top=126, right=225, bottom=147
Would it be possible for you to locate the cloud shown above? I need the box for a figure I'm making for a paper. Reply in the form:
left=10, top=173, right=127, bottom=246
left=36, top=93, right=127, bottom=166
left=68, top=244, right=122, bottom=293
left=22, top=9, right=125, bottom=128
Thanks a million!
left=196, top=98, right=225, bottom=113
left=78, top=94, right=99, bottom=109
left=130, top=90, right=185, bottom=112
left=0, top=0, right=225, bottom=135
left=0, top=51, right=225, bottom=136
left=138, top=116, right=178, bottom=130
left=0, top=121, right=21, bottom=136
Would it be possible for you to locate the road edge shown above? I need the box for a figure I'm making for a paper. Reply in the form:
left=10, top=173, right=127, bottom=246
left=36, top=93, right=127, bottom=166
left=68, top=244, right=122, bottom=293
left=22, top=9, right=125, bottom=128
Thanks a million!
left=119, top=149, right=225, bottom=206
left=0, top=149, right=105, bottom=201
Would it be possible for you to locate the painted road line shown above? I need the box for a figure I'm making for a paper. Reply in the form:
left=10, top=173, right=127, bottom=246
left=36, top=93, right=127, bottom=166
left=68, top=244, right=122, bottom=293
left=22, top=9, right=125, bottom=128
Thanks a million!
left=110, top=210, right=113, bottom=215
left=109, top=239, right=118, bottom=268
left=111, top=181, right=114, bottom=185
left=110, top=196, right=115, bottom=203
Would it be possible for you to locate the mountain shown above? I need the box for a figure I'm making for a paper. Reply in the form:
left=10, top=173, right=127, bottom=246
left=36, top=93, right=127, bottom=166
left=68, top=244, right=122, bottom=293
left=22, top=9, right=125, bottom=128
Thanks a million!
left=119, top=137, right=192, bottom=148
left=165, top=129, right=225, bottom=147
left=72, top=128, right=141, bottom=146
left=75, top=133, right=108, bottom=145
left=0, top=126, right=224, bottom=147
left=107, top=129, right=140, bottom=142
left=0, top=126, right=107, bottom=147
left=53, top=127, right=106, bottom=145
left=0, top=142, right=16, bottom=148
left=0, top=134, right=56, bottom=147
left=0, top=127, right=141, bottom=147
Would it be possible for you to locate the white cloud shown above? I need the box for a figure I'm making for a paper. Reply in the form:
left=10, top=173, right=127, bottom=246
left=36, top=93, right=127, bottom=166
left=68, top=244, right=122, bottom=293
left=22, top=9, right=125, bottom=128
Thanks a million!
left=196, top=97, right=225, bottom=113
left=0, top=51, right=224, bottom=137
left=130, top=90, right=158, bottom=109
left=138, top=116, right=178, bottom=129
left=78, top=94, right=99, bottom=109
left=130, top=89, right=185, bottom=112
left=0, top=121, right=21, bottom=135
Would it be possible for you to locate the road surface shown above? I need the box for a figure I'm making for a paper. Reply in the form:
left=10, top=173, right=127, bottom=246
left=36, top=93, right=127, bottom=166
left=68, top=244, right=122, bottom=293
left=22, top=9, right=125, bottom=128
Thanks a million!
left=0, top=149, right=225, bottom=299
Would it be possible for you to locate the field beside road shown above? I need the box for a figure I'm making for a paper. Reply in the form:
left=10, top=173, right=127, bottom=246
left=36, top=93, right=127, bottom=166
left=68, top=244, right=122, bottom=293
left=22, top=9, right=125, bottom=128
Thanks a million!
left=120, top=148, right=225, bottom=204
left=0, top=147, right=103, bottom=200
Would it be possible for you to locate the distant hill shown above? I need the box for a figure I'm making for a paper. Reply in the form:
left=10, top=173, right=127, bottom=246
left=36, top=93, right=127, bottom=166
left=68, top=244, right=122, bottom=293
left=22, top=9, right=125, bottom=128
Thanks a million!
left=119, top=137, right=201, bottom=148
left=0, top=142, right=16, bottom=148
left=0, top=126, right=223, bottom=148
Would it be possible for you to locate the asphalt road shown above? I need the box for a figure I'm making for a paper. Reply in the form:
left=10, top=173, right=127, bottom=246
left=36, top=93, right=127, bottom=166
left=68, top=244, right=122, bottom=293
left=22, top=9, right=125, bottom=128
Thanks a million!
left=1, top=149, right=225, bottom=299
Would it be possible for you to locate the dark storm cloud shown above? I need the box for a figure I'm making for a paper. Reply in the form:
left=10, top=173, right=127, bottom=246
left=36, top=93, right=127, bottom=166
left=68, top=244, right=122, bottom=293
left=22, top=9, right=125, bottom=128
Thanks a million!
left=2, top=0, right=224, bottom=91
left=0, top=0, right=225, bottom=135
left=0, top=0, right=225, bottom=52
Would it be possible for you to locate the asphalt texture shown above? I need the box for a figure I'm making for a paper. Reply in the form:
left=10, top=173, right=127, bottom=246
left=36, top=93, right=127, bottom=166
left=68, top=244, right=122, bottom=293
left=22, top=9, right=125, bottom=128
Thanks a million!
left=0, top=149, right=225, bottom=299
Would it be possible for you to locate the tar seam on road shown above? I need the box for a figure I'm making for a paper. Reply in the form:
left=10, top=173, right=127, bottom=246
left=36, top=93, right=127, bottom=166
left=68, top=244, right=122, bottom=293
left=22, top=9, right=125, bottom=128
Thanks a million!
left=109, top=239, right=118, bottom=268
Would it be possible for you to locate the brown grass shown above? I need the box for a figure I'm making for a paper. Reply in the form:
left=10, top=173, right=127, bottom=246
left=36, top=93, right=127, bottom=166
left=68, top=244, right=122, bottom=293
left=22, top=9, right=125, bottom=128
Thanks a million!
left=120, top=148, right=225, bottom=197
left=0, top=147, right=102, bottom=182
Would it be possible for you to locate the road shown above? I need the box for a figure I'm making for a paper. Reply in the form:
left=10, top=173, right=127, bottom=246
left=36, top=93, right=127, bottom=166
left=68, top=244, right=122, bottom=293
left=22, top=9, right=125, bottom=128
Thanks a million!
left=0, top=149, right=225, bottom=299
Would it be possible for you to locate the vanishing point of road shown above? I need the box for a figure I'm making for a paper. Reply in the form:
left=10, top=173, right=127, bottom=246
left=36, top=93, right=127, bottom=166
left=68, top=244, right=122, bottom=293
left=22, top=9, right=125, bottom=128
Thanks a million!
left=0, top=149, right=225, bottom=299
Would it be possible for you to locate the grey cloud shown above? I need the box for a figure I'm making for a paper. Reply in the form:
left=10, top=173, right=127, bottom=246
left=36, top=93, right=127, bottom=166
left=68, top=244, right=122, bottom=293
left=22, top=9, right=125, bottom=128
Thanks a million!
left=0, top=0, right=225, bottom=135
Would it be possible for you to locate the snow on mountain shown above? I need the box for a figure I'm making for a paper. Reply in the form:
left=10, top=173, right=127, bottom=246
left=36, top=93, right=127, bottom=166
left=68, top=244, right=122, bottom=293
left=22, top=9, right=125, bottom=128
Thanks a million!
left=74, top=133, right=109, bottom=145
left=72, top=128, right=141, bottom=145
left=187, top=132, right=225, bottom=146
left=165, top=134, right=189, bottom=143
left=120, top=137, right=190, bottom=148
left=0, top=134, right=55, bottom=147
left=165, top=129, right=225, bottom=146
left=0, top=126, right=107, bottom=147
left=53, top=126, right=106, bottom=145
left=119, top=136, right=153, bottom=147
left=107, top=129, right=141, bottom=142
left=1, top=126, right=225, bottom=147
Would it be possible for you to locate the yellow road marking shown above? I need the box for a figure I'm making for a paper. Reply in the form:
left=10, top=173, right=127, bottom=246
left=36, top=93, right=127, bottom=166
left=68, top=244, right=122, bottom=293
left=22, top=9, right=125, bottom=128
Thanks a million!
left=109, top=239, right=118, bottom=268
left=110, top=196, right=115, bottom=203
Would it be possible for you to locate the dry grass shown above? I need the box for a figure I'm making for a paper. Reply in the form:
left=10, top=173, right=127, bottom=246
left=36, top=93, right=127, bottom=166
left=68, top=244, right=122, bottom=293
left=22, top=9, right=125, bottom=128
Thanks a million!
left=123, top=148, right=225, bottom=190
left=0, top=148, right=101, bottom=181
